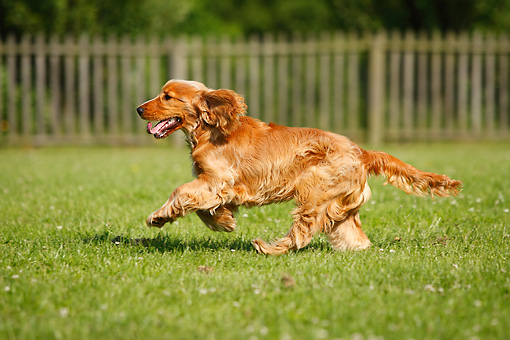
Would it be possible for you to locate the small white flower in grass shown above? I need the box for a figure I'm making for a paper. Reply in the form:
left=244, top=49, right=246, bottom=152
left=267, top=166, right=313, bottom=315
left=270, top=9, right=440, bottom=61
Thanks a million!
left=468, top=208, right=475, bottom=212
left=424, top=284, right=436, bottom=292
left=450, top=199, right=458, bottom=206
left=504, top=209, right=509, bottom=213
left=59, top=308, right=69, bottom=318
left=476, top=198, right=482, bottom=203
left=4, top=286, right=10, bottom=292
left=11, top=275, right=19, bottom=279
left=389, top=249, right=395, bottom=253
left=452, top=264, right=458, bottom=269
left=474, top=300, right=482, bottom=307
left=242, top=214, right=248, bottom=218
left=56, top=225, right=63, bottom=230
left=379, top=248, right=384, bottom=252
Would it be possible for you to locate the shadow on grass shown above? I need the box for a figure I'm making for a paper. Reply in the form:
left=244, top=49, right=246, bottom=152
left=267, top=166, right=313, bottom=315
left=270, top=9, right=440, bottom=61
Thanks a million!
left=83, top=230, right=258, bottom=253
left=83, top=230, right=332, bottom=254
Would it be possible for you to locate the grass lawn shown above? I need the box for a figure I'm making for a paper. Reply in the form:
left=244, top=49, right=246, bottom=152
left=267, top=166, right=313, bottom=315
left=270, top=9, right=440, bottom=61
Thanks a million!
left=1, top=143, right=509, bottom=340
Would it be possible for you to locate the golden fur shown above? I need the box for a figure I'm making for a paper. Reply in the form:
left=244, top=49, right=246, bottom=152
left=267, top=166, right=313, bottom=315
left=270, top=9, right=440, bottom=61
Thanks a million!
left=136, top=79, right=462, bottom=255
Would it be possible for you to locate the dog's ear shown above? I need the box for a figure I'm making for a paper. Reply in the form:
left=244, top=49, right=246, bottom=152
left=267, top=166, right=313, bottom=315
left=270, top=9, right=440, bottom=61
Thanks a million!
left=193, top=89, right=247, bottom=137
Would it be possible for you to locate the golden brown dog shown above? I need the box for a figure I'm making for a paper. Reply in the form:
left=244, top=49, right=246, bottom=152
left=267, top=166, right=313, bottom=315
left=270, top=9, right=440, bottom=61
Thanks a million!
left=136, top=79, right=462, bottom=255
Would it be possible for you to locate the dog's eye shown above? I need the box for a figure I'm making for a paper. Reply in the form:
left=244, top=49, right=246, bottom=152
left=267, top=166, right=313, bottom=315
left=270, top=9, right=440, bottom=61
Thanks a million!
left=164, top=94, right=172, bottom=101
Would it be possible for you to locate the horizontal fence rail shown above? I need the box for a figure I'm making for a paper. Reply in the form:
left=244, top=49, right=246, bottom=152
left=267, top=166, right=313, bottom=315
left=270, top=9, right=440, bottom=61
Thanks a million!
left=0, top=31, right=509, bottom=146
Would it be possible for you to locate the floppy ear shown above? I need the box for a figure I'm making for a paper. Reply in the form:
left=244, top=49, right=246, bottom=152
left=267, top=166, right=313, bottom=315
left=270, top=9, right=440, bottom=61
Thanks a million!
left=193, top=89, right=247, bottom=136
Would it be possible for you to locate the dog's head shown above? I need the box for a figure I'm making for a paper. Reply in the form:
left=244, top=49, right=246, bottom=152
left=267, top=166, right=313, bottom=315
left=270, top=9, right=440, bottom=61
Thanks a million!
left=137, top=80, right=246, bottom=140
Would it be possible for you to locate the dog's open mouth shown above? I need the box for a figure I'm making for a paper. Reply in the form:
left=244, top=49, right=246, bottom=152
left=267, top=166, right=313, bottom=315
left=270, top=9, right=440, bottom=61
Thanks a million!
left=146, top=117, right=182, bottom=139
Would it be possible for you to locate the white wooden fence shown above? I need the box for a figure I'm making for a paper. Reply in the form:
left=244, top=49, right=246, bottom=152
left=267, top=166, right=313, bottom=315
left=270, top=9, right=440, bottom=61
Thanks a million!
left=1, top=32, right=509, bottom=146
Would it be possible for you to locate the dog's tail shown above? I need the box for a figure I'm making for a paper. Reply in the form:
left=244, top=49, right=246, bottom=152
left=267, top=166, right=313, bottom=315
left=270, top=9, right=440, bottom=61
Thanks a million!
left=361, top=150, right=462, bottom=197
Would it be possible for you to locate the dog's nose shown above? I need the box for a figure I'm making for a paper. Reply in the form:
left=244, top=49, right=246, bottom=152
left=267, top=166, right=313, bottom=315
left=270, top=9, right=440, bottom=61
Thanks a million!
left=136, top=106, right=144, bottom=116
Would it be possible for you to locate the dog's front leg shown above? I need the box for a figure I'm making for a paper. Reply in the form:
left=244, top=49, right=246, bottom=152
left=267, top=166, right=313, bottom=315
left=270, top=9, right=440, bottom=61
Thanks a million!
left=147, top=179, right=223, bottom=228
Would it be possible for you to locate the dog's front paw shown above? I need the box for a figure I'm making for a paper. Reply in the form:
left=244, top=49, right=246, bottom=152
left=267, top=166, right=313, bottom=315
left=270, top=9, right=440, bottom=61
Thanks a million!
left=146, top=211, right=174, bottom=228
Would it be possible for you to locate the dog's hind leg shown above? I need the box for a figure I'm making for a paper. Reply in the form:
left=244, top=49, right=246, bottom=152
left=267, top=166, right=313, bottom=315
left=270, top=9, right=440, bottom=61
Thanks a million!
left=326, top=211, right=371, bottom=251
left=196, top=205, right=238, bottom=232
left=252, top=204, right=322, bottom=255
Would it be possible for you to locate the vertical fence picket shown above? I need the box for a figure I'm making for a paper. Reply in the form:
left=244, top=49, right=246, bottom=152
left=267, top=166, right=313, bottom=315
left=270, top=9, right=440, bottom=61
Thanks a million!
left=149, top=37, right=162, bottom=95
left=64, top=35, right=76, bottom=141
left=388, top=30, right=401, bottom=138
left=92, top=36, right=105, bottom=137
left=417, top=32, right=428, bottom=136
left=444, top=32, right=456, bottom=136
left=107, top=36, right=119, bottom=138
left=484, top=34, right=496, bottom=134
left=402, top=30, right=415, bottom=140
left=191, top=36, right=204, bottom=83
left=457, top=32, right=469, bottom=136
left=305, top=34, right=317, bottom=128
left=471, top=32, right=483, bottom=136
left=120, top=36, right=132, bottom=139
left=0, top=39, right=3, bottom=133
left=499, top=35, right=509, bottom=136
left=347, top=32, right=360, bottom=136
left=206, top=36, right=218, bottom=89
left=234, top=37, right=247, bottom=97
left=35, top=34, right=46, bottom=142
left=290, top=34, right=303, bottom=127
left=6, top=35, right=17, bottom=141
left=49, top=35, right=61, bottom=138
left=263, top=33, right=275, bottom=123
left=368, top=32, right=385, bottom=145
left=21, top=35, right=32, bottom=138
left=332, top=32, right=345, bottom=133
left=248, top=35, right=261, bottom=119
left=220, top=36, right=232, bottom=89
left=135, top=36, right=146, bottom=135
left=277, top=34, right=289, bottom=126
left=319, top=32, right=331, bottom=131
left=78, top=35, right=91, bottom=139
left=430, top=31, right=442, bottom=135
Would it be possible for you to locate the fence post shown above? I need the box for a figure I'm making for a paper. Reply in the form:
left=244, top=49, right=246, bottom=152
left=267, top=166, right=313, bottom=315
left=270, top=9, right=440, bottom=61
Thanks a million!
left=368, top=31, right=386, bottom=145
left=5, top=35, right=17, bottom=142
left=499, top=34, right=509, bottom=136
left=35, top=34, right=46, bottom=143
left=21, top=35, right=32, bottom=139
left=78, top=34, right=91, bottom=139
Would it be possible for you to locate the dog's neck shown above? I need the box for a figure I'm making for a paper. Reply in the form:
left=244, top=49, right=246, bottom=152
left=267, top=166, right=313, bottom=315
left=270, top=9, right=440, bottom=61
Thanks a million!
left=184, top=123, right=230, bottom=153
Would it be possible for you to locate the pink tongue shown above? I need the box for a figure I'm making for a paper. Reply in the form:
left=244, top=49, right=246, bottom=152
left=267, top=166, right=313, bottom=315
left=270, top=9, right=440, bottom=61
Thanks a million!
left=147, top=121, right=168, bottom=134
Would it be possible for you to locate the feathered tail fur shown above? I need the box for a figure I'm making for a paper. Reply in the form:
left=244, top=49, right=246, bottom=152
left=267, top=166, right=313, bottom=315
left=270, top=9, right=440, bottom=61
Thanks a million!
left=362, top=150, right=462, bottom=197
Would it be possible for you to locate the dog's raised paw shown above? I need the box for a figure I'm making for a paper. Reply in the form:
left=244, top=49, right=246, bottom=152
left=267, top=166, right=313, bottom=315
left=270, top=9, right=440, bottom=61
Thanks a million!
left=146, top=213, right=171, bottom=228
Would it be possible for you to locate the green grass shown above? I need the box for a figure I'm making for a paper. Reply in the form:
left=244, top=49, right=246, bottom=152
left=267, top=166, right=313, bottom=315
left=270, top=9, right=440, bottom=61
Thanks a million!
left=1, top=143, right=509, bottom=340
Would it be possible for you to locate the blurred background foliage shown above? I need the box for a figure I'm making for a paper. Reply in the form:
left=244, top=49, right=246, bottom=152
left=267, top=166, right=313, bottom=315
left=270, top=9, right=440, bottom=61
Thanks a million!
left=1, top=0, right=510, bottom=38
